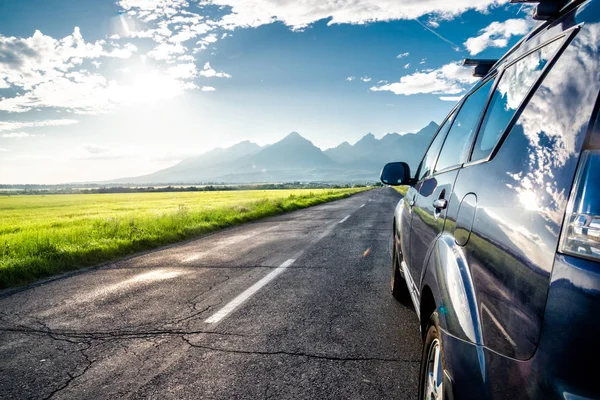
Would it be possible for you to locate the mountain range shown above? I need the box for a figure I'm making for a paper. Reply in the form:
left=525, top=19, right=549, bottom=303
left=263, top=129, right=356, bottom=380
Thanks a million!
left=112, top=121, right=439, bottom=184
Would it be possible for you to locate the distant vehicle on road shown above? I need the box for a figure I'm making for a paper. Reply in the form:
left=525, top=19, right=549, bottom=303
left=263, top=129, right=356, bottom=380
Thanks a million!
left=381, top=0, right=600, bottom=398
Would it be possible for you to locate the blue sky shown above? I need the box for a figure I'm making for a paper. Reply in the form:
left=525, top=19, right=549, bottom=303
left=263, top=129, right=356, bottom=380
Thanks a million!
left=0, top=0, right=533, bottom=183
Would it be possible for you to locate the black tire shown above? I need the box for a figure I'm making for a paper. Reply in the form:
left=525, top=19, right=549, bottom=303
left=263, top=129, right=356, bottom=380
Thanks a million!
left=419, top=311, right=445, bottom=400
left=391, top=235, right=412, bottom=305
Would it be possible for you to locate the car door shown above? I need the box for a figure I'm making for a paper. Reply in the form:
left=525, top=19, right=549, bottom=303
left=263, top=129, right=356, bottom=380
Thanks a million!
left=399, top=111, right=456, bottom=271
left=409, top=78, right=495, bottom=285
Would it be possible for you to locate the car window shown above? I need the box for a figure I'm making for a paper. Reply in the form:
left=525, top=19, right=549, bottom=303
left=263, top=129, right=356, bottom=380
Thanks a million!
left=471, top=40, right=562, bottom=161
left=417, top=111, right=455, bottom=181
left=435, top=79, right=494, bottom=172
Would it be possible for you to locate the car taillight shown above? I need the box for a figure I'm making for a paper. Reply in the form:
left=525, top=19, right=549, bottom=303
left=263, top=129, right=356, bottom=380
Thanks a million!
left=560, top=150, right=600, bottom=261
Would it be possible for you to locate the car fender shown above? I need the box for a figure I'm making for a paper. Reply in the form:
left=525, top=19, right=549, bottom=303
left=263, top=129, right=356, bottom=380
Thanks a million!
left=420, top=232, right=483, bottom=346
left=393, top=198, right=404, bottom=234
left=393, top=199, right=402, bottom=233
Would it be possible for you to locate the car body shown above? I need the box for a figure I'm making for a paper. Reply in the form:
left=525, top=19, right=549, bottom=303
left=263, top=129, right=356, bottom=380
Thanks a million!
left=380, top=1, right=600, bottom=398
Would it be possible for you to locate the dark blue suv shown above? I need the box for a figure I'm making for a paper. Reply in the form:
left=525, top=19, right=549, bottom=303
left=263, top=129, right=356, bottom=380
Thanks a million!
left=380, top=1, right=600, bottom=398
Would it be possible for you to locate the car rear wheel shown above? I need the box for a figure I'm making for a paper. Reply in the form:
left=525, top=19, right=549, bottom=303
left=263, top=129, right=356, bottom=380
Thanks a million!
left=419, top=311, right=444, bottom=400
left=391, top=234, right=411, bottom=305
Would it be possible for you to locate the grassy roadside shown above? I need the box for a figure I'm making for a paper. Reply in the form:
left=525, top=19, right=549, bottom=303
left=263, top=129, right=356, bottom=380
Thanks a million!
left=392, top=186, right=409, bottom=196
left=0, top=188, right=369, bottom=289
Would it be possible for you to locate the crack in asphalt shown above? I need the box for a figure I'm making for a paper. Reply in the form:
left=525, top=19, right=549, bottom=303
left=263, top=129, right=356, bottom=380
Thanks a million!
left=165, top=303, right=217, bottom=325
left=41, top=342, right=94, bottom=400
left=0, top=325, right=246, bottom=342
left=184, top=274, right=231, bottom=309
left=181, top=336, right=419, bottom=364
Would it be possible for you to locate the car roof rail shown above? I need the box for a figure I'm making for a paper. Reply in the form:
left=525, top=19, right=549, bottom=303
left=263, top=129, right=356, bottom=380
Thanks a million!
left=462, top=59, right=498, bottom=78
left=509, top=0, right=571, bottom=20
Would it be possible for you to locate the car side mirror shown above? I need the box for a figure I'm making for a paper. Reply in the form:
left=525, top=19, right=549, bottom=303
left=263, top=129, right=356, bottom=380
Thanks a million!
left=380, top=162, right=411, bottom=186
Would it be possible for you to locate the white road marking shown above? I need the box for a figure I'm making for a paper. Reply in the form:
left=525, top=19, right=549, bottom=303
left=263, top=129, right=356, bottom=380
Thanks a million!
left=205, top=198, right=364, bottom=324
left=204, top=259, right=296, bottom=324
left=338, top=215, right=351, bottom=224
left=360, top=204, right=365, bottom=208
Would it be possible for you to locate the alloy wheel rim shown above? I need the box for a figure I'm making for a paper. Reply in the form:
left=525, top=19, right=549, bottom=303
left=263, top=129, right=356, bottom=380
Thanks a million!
left=423, top=338, right=443, bottom=400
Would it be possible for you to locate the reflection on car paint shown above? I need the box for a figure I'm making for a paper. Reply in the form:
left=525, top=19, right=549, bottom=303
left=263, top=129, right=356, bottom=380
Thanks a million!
left=446, top=20, right=600, bottom=359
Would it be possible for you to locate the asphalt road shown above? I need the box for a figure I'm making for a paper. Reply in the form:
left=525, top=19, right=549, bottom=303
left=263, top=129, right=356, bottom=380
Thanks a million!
left=0, top=187, right=422, bottom=400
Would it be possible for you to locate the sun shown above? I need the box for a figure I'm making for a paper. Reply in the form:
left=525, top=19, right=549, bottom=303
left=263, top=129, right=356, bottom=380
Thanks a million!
left=112, top=68, right=191, bottom=106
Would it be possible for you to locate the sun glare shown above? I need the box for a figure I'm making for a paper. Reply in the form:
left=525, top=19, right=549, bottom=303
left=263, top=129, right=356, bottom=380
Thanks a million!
left=119, top=14, right=131, bottom=37
left=115, top=69, right=189, bottom=106
left=518, top=189, right=540, bottom=211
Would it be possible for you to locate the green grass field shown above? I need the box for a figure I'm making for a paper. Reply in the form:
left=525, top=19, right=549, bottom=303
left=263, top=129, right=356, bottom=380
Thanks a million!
left=0, top=188, right=368, bottom=289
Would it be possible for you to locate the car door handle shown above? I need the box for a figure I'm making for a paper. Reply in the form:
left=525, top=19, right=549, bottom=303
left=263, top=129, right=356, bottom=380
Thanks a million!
left=433, top=199, right=448, bottom=210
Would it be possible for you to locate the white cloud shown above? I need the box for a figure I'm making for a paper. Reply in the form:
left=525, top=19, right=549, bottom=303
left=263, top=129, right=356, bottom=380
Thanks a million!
left=166, top=62, right=198, bottom=84
left=2, top=132, right=37, bottom=138
left=201, top=86, right=216, bottom=91
left=0, top=26, right=195, bottom=114
left=0, top=67, right=196, bottom=114
left=360, top=76, right=372, bottom=82
left=129, top=25, right=174, bottom=42
left=105, top=42, right=138, bottom=58
left=0, top=74, right=114, bottom=113
left=0, top=148, right=10, bottom=152
left=212, top=0, right=509, bottom=30
left=439, top=95, right=464, bottom=101
left=169, top=23, right=212, bottom=43
left=116, top=1, right=212, bottom=47
left=147, top=42, right=185, bottom=60
left=166, top=62, right=198, bottom=79
left=420, top=58, right=426, bottom=64
left=195, top=33, right=219, bottom=51
left=465, top=18, right=531, bottom=55
left=169, top=14, right=204, bottom=25
left=0, top=28, right=136, bottom=90
left=346, top=76, right=355, bottom=81
left=199, top=62, right=231, bottom=78
left=0, top=119, right=78, bottom=132
left=370, top=61, right=477, bottom=95
left=404, top=63, right=411, bottom=69
left=427, top=19, right=440, bottom=28
left=197, top=33, right=218, bottom=45
left=396, top=52, right=409, bottom=59
left=117, top=0, right=189, bottom=29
